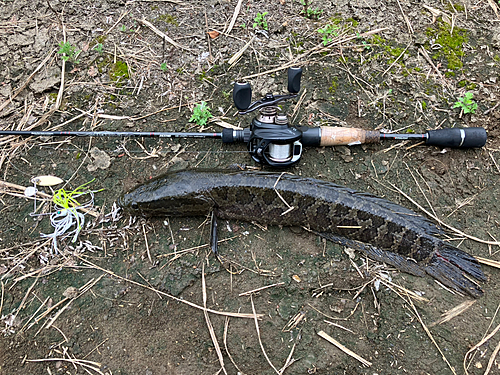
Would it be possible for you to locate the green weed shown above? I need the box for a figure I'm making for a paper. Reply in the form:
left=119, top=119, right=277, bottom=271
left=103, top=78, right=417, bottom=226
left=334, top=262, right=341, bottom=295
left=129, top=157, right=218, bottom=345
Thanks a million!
left=426, top=21, right=468, bottom=71
left=157, top=13, right=178, bottom=26
left=58, top=41, right=81, bottom=63
left=94, top=43, right=104, bottom=54
left=253, top=12, right=269, bottom=30
left=356, top=33, right=371, bottom=50
left=453, top=92, right=477, bottom=114
left=318, top=24, right=339, bottom=45
left=189, top=102, right=213, bottom=126
left=160, top=62, right=168, bottom=71
left=109, top=60, right=131, bottom=84
left=299, top=0, right=323, bottom=20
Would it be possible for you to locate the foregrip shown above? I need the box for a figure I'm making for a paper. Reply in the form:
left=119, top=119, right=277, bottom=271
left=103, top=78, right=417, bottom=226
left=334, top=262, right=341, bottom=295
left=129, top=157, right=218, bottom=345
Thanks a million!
left=319, top=127, right=380, bottom=146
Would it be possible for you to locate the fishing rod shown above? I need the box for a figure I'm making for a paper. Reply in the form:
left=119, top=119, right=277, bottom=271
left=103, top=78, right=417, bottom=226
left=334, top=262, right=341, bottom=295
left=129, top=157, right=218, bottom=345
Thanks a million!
left=0, top=68, right=487, bottom=168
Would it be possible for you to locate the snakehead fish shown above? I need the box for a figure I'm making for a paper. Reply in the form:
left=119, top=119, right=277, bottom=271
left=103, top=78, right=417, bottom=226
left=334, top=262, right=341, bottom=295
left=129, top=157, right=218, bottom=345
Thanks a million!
left=118, top=169, right=485, bottom=297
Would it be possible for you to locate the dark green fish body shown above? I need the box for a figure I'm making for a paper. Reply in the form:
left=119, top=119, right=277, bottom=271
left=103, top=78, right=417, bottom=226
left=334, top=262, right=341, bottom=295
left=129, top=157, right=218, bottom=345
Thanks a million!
left=119, top=169, right=485, bottom=297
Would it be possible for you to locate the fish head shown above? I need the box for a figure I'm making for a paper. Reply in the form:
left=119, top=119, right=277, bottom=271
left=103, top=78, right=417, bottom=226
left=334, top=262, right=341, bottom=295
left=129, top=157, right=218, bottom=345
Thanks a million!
left=118, top=172, right=214, bottom=217
left=118, top=192, right=212, bottom=217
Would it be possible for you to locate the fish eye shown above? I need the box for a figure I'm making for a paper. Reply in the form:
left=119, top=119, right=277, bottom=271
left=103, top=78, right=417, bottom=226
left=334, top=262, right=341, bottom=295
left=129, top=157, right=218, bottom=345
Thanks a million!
left=131, top=202, right=139, bottom=210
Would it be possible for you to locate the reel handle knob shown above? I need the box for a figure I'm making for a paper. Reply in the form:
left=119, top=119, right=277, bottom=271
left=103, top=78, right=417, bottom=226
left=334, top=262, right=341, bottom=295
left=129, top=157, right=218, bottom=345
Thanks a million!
left=233, top=82, right=252, bottom=110
left=287, top=67, right=302, bottom=94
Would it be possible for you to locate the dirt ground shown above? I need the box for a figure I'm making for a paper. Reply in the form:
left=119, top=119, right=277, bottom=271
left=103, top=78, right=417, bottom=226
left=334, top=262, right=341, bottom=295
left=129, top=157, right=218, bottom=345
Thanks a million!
left=1, top=0, right=500, bottom=374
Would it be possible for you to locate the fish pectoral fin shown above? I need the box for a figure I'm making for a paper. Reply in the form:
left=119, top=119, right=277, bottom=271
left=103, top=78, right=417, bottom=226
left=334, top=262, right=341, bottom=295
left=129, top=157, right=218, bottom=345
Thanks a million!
left=317, top=233, right=425, bottom=277
left=210, top=210, right=218, bottom=255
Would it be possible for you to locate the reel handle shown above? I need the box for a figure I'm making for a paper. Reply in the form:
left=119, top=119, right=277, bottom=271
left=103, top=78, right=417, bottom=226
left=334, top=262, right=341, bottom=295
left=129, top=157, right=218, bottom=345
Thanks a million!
left=232, top=67, right=303, bottom=113
left=233, top=82, right=252, bottom=111
left=287, top=67, right=302, bottom=94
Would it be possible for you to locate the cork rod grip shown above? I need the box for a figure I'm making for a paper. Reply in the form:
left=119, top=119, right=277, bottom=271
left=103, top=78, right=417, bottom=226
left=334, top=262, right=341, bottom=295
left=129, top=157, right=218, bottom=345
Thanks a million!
left=319, top=127, right=380, bottom=147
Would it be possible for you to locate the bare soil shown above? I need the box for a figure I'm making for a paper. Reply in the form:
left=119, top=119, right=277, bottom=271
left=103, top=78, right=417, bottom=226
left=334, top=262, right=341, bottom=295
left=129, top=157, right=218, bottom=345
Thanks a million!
left=1, top=0, right=500, bottom=374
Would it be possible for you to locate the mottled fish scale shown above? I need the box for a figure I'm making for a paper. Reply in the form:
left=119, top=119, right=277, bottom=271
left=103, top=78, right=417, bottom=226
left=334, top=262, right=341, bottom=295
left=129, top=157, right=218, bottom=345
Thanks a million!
left=119, top=169, right=485, bottom=297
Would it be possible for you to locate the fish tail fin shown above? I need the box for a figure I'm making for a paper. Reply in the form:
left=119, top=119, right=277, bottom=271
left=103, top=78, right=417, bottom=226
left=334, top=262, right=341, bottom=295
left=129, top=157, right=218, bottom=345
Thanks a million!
left=423, top=244, right=485, bottom=298
left=438, top=245, right=486, bottom=281
left=318, top=233, right=485, bottom=298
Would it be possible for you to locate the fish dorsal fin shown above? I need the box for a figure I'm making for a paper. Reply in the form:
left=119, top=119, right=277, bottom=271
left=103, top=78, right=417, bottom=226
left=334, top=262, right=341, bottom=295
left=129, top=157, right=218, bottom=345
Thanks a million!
left=267, top=172, right=444, bottom=237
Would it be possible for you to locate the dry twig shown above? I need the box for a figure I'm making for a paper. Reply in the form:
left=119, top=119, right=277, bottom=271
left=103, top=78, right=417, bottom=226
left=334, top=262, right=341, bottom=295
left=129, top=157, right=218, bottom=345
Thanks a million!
left=242, top=27, right=388, bottom=79
left=429, top=300, right=476, bottom=327
left=226, top=0, right=244, bottom=34
left=223, top=317, right=244, bottom=373
left=464, top=322, right=500, bottom=375
left=78, top=256, right=262, bottom=319
left=0, top=48, right=56, bottom=113
left=383, top=180, right=500, bottom=246
left=202, top=264, right=227, bottom=374
left=250, top=295, right=279, bottom=374
left=136, top=18, right=191, bottom=51
left=27, top=358, right=104, bottom=375
left=239, top=282, right=285, bottom=297
left=407, top=296, right=457, bottom=375
left=317, top=330, right=372, bottom=367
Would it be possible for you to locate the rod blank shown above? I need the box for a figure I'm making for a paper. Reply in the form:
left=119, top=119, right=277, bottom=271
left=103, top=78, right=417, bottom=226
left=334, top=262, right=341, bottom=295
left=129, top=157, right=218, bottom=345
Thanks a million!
left=0, top=130, right=223, bottom=139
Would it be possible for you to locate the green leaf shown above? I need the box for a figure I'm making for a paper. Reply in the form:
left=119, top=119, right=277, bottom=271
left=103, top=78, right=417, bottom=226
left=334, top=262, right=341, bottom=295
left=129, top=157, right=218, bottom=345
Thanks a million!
left=453, top=91, right=477, bottom=114
left=189, top=102, right=213, bottom=126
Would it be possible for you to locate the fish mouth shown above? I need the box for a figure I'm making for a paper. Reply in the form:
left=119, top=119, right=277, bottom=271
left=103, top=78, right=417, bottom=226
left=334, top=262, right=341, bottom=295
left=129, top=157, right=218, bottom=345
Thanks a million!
left=117, top=194, right=143, bottom=215
left=116, top=195, right=126, bottom=209
left=117, top=194, right=135, bottom=210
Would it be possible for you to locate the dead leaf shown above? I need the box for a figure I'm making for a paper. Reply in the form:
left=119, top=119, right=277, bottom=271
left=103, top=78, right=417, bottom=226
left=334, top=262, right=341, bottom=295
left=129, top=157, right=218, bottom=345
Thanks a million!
left=487, top=0, right=499, bottom=18
left=88, top=65, right=98, bottom=77
left=423, top=5, right=451, bottom=25
left=31, top=175, right=64, bottom=186
left=207, top=30, right=219, bottom=39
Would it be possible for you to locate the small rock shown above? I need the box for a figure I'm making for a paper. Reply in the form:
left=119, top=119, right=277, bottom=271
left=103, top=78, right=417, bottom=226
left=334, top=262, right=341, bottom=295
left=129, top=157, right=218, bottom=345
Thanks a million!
left=492, top=27, right=500, bottom=49
left=63, top=286, right=79, bottom=298
left=29, top=66, right=61, bottom=93
left=0, top=83, right=11, bottom=98
left=87, top=147, right=111, bottom=171
left=7, top=32, right=32, bottom=47
left=33, top=28, right=50, bottom=53
left=0, top=45, right=8, bottom=57
left=167, top=156, right=189, bottom=171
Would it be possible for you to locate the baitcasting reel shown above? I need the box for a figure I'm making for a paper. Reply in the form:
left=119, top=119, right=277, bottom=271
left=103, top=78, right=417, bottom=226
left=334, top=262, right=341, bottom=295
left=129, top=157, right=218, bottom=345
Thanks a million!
left=227, top=67, right=304, bottom=167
